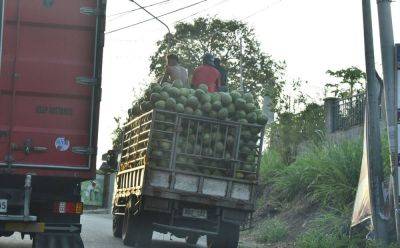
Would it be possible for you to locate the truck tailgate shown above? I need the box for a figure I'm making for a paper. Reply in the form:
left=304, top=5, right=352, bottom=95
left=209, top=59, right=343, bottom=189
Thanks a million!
left=0, top=0, right=104, bottom=179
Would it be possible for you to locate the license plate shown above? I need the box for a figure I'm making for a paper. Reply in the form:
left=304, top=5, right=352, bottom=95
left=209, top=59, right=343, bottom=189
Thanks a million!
left=0, top=199, right=7, bottom=213
left=182, top=208, right=207, bottom=219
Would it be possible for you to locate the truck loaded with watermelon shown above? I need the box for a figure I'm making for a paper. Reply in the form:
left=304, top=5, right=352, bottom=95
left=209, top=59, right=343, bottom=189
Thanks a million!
left=110, top=80, right=267, bottom=248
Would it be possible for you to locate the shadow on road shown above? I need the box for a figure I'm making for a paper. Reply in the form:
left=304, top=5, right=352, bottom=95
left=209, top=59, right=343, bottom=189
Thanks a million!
left=0, top=241, right=200, bottom=248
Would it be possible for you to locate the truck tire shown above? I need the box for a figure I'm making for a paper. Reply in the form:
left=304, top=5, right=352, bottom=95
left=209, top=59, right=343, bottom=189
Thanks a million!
left=135, top=212, right=153, bottom=248
left=113, top=214, right=123, bottom=238
left=207, top=222, right=239, bottom=248
left=32, top=233, right=84, bottom=248
left=122, top=202, right=137, bottom=247
left=185, top=235, right=200, bottom=245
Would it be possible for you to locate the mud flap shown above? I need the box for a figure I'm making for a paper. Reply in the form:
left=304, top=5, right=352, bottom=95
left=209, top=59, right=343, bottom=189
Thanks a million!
left=33, top=233, right=84, bottom=248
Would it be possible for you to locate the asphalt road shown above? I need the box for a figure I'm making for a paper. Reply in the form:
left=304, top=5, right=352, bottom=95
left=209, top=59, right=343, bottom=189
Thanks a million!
left=0, top=214, right=206, bottom=248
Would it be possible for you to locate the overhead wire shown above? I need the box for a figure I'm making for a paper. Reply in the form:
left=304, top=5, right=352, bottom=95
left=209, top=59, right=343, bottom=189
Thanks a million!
left=107, top=0, right=170, bottom=17
left=174, top=0, right=231, bottom=23
left=105, top=0, right=208, bottom=35
left=107, top=0, right=171, bottom=22
left=241, top=0, right=284, bottom=20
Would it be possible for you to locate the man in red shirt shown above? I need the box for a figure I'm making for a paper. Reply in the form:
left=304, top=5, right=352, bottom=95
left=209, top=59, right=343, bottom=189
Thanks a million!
left=192, top=53, right=221, bottom=92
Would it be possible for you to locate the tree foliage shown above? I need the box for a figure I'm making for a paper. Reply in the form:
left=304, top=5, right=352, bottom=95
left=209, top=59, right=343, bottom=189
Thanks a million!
left=150, top=18, right=285, bottom=109
left=269, top=103, right=325, bottom=165
left=325, top=67, right=366, bottom=98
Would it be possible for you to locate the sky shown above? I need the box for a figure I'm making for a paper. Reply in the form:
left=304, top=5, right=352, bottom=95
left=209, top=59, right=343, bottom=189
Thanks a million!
left=96, top=0, right=400, bottom=166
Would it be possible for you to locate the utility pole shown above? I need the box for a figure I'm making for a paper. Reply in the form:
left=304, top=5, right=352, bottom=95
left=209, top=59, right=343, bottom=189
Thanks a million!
left=362, top=0, right=388, bottom=243
left=377, top=0, right=400, bottom=241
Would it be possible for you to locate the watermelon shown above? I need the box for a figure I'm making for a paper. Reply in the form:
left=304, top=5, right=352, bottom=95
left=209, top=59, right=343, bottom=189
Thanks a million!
left=236, top=110, right=246, bottom=120
left=212, top=101, right=222, bottom=111
left=227, top=103, right=235, bottom=114
left=247, top=112, right=257, bottom=123
left=238, top=119, right=248, bottom=124
left=242, top=130, right=252, bottom=140
left=203, top=133, right=211, bottom=144
left=177, top=96, right=187, bottom=105
left=235, top=98, right=247, bottom=110
left=166, top=98, right=177, bottom=110
left=155, top=100, right=166, bottom=110
left=209, top=111, right=218, bottom=119
left=187, top=96, right=200, bottom=109
left=162, top=82, right=172, bottom=88
left=257, top=113, right=268, bottom=125
left=150, top=93, right=161, bottom=104
left=245, top=103, right=256, bottom=113
left=198, top=84, right=209, bottom=93
left=152, top=150, right=163, bottom=159
left=180, top=88, right=189, bottom=97
left=211, top=93, right=222, bottom=103
left=169, top=87, right=181, bottom=98
left=220, top=92, right=232, bottom=106
left=230, top=91, right=241, bottom=101
left=194, top=109, right=203, bottom=116
left=176, top=103, right=185, bottom=113
left=195, top=89, right=206, bottom=99
left=160, top=141, right=171, bottom=150
left=243, top=92, right=254, bottom=103
left=236, top=172, right=245, bottom=179
left=152, top=84, right=162, bottom=93
left=200, top=93, right=211, bottom=104
left=215, top=142, right=225, bottom=152
left=160, top=91, right=169, bottom=101
left=227, top=135, right=235, bottom=144
left=218, top=108, right=229, bottom=120
left=202, top=102, right=212, bottom=113
left=173, top=80, right=184, bottom=88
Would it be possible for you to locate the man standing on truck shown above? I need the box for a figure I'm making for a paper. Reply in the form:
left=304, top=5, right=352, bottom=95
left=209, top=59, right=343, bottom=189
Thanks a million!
left=214, top=58, right=228, bottom=91
left=192, top=53, right=221, bottom=92
left=162, top=54, right=189, bottom=86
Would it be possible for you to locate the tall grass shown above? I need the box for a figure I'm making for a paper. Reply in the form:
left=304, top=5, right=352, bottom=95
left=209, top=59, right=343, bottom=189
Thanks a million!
left=271, top=139, right=363, bottom=209
left=259, top=148, right=286, bottom=184
left=296, top=210, right=363, bottom=248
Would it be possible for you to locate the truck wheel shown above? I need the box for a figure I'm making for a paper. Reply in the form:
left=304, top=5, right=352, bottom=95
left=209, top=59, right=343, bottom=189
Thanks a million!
left=122, top=203, right=137, bottom=247
left=113, top=214, right=123, bottom=238
left=207, top=223, right=239, bottom=248
left=185, top=235, right=200, bottom=245
left=135, top=212, right=153, bottom=248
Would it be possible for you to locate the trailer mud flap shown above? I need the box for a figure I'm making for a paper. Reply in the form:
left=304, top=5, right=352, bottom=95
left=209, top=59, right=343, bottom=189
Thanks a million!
left=33, top=233, right=84, bottom=248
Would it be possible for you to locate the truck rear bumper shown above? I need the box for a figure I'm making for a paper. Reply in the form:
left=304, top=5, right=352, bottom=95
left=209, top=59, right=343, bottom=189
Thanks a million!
left=0, top=214, right=36, bottom=222
left=0, top=222, right=81, bottom=234
left=153, top=223, right=218, bottom=236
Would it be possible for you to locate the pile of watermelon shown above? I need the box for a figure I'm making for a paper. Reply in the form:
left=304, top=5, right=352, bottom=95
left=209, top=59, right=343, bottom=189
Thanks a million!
left=128, top=80, right=268, bottom=125
left=128, top=80, right=267, bottom=180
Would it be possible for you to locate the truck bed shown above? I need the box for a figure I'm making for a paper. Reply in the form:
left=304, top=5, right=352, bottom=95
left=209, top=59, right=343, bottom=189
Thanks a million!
left=115, top=110, right=265, bottom=211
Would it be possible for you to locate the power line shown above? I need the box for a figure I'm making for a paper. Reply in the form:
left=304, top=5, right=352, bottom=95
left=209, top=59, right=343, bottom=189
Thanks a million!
left=106, top=0, right=207, bottom=35
left=174, top=0, right=230, bottom=23
left=241, top=0, right=284, bottom=20
left=108, top=0, right=170, bottom=17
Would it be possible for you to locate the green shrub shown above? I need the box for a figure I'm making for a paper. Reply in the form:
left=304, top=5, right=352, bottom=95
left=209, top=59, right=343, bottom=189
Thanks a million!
left=256, top=218, right=288, bottom=243
left=259, top=148, right=286, bottom=184
left=296, top=211, right=362, bottom=248
left=272, top=139, right=363, bottom=209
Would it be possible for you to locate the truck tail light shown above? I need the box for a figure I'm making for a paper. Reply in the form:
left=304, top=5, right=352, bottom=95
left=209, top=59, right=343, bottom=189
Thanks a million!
left=53, top=202, right=83, bottom=215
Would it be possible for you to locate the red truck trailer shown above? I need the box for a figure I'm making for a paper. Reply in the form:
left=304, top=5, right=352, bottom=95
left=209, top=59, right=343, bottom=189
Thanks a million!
left=0, top=0, right=106, bottom=247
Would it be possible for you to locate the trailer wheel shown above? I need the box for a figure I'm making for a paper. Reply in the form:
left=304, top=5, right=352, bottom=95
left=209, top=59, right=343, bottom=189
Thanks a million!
left=122, top=202, right=137, bottom=247
left=185, top=235, right=200, bottom=245
left=112, top=214, right=123, bottom=238
left=207, top=222, right=239, bottom=248
left=33, top=233, right=84, bottom=248
left=135, top=212, right=153, bottom=248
